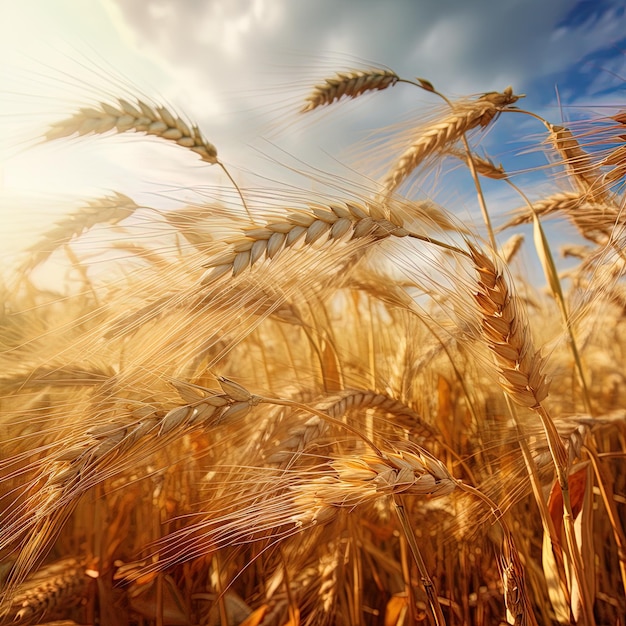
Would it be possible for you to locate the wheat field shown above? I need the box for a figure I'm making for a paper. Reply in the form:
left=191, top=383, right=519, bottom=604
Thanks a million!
left=0, top=67, right=625, bottom=625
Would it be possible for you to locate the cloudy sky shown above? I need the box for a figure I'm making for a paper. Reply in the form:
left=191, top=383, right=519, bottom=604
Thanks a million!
left=1, top=0, right=625, bottom=258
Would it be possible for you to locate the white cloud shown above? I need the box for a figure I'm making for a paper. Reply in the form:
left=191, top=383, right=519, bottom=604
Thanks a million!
left=2, top=0, right=625, bottom=258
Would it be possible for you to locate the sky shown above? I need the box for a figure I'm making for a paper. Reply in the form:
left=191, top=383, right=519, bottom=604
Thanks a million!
left=0, top=0, right=625, bottom=262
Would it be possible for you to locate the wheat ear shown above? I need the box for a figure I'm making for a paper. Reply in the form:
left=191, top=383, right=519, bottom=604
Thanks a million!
left=201, top=199, right=467, bottom=284
left=45, top=98, right=218, bottom=164
left=45, top=99, right=252, bottom=219
left=301, top=69, right=400, bottom=112
left=323, top=388, right=435, bottom=436
left=22, top=193, right=138, bottom=271
left=502, top=192, right=620, bottom=245
left=383, top=88, right=520, bottom=193
left=0, top=382, right=264, bottom=584
left=470, top=243, right=597, bottom=624
left=201, top=201, right=410, bottom=283
left=548, top=124, right=607, bottom=202
left=469, top=243, right=550, bottom=408
left=447, top=148, right=508, bottom=179
left=290, top=447, right=456, bottom=528
left=5, top=558, right=91, bottom=623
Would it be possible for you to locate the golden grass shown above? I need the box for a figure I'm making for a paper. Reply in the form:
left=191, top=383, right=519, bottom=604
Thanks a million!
left=1, top=65, right=625, bottom=625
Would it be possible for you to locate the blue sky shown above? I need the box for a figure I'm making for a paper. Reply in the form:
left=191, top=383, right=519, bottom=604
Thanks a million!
left=0, top=0, right=624, bottom=261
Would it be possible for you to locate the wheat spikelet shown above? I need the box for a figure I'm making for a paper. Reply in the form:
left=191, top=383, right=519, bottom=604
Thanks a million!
left=469, top=243, right=550, bottom=408
left=45, top=98, right=218, bottom=164
left=301, top=68, right=400, bottom=112
left=382, top=88, right=521, bottom=193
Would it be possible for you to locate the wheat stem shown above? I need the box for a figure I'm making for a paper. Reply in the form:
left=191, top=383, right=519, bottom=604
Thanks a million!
left=394, top=500, right=447, bottom=626
left=217, top=161, right=252, bottom=222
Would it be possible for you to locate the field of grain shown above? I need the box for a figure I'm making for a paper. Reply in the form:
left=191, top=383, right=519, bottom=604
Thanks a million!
left=0, top=67, right=625, bottom=625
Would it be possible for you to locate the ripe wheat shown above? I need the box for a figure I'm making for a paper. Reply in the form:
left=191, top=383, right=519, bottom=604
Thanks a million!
left=1, top=61, right=625, bottom=626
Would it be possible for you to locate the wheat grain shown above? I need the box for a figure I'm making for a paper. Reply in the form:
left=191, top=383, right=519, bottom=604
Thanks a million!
left=301, top=69, right=400, bottom=112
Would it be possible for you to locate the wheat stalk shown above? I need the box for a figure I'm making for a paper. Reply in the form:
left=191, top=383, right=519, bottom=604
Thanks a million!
left=301, top=68, right=400, bottom=112
left=499, top=533, right=538, bottom=626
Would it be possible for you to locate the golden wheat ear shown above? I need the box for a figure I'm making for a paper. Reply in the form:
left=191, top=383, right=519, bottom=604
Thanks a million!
left=45, top=98, right=218, bottom=164
left=43, top=97, right=253, bottom=219
left=301, top=68, right=400, bottom=112
left=382, top=88, right=521, bottom=194
left=2, top=557, right=93, bottom=624
left=21, top=193, right=139, bottom=271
